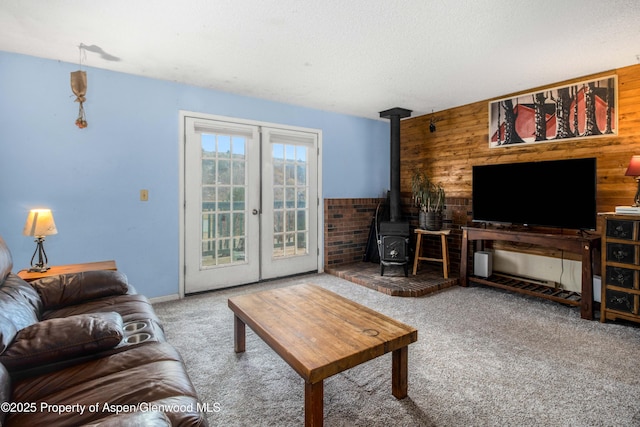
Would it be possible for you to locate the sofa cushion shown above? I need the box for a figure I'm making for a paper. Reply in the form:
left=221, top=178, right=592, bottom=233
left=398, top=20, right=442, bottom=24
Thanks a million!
left=30, top=270, right=129, bottom=310
left=0, top=312, right=124, bottom=371
left=42, top=293, right=165, bottom=335
left=0, top=274, right=43, bottom=354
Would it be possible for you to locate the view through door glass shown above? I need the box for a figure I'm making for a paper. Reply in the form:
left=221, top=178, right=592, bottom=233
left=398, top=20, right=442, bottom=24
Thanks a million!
left=272, top=142, right=309, bottom=257
left=201, top=132, right=247, bottom=266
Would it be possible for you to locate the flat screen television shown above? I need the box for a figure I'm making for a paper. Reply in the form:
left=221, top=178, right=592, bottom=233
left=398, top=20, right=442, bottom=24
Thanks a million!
left=472, top=157, right=597, bottom=230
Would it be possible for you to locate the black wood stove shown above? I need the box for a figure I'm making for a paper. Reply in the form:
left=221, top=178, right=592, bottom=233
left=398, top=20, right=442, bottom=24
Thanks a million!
left=378, top=221, right=410, bottom=276
left=377, top=107, right=412, bottom=276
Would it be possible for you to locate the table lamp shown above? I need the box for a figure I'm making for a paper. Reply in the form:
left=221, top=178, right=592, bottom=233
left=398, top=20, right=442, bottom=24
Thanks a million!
left=625, top=155, right=640, bottom=207
left=23, top=208, right=58, bottom=272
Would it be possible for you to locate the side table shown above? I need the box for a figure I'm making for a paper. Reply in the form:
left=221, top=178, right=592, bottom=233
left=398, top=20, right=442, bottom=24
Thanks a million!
left=412, top=229, right=450, bottom=278
left=17, top=260, right=117, bottom=282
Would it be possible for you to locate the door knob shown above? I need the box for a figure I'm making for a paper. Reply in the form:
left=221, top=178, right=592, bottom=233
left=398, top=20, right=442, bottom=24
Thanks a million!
left=252, top=209, right=259, bottom=215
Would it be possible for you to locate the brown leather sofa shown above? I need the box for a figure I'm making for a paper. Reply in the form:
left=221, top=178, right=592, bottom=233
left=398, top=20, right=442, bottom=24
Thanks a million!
left=0, top=236, right=208, bottom=426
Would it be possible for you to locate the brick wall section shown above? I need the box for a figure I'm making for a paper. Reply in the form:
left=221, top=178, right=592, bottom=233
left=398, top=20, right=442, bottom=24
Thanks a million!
left=324, top=198, right=382, bottom=267
left=324, top=196, right=471, bottom=275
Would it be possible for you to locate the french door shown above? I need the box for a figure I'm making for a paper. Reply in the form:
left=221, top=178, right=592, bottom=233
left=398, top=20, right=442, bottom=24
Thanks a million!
left=260, top=128, right=319, bottom=279
left=183, top=115, right=319, bottom=293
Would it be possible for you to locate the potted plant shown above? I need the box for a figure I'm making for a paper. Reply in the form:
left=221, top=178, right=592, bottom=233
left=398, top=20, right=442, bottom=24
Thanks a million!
left=411, top=170, right=445, bottom=230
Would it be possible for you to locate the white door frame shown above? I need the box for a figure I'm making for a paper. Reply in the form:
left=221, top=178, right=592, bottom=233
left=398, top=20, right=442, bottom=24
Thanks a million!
left=178, top=110, right=323, bottom=297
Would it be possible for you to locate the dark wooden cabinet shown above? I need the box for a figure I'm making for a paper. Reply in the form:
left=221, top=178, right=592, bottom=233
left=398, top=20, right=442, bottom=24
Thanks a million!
left=601, top=214, right=640, bottom=324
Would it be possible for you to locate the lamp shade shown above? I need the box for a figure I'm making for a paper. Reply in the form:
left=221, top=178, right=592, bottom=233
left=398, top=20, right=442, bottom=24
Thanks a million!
left=23, top=209, right=58, bottom=237
left=625, top=155, right=640, bottom=177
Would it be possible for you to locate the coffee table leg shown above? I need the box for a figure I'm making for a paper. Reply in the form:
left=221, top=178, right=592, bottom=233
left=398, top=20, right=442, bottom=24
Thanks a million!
left=305, top=380, right=323, bottom=427
left=234, top=314, right=246, bottom=353
left=392, top=346, right=408, bottom=399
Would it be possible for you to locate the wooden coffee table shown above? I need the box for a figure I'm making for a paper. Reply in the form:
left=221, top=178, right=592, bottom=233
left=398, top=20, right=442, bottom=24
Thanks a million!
left=228, top=283, right=418, bottom=427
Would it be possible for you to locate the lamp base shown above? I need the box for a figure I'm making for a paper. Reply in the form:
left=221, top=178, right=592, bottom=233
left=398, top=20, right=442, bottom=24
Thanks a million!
left=28, top=265, right=50, bottom=273
left=29, top=237, right=50, bottom=273
left=633, top=177, right=640, bottom=207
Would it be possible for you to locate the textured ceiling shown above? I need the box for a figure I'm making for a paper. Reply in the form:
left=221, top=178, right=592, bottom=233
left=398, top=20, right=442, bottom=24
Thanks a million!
left=1, top=0, right=640, bottom=120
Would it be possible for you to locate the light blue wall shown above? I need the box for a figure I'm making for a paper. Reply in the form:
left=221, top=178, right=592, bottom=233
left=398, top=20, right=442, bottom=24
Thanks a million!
left=0, top=51, right=390, bottom=298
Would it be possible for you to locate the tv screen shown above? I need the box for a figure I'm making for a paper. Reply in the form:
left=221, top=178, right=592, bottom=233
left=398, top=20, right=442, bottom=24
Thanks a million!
left=472, top=157, right=597, bottom=230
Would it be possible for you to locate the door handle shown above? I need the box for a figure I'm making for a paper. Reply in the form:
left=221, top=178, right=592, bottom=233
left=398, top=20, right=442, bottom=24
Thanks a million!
left=252, top=209, right=260, bottom=215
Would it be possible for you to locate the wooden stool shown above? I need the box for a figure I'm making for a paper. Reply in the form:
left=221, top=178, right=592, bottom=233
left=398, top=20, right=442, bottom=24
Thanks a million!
left=412, top=229, right=451, bottom=278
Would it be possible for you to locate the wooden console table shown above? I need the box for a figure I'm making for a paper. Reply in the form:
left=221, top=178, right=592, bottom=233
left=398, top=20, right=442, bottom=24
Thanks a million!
left=460, top=227, right=600, bottom=320
left=17, top=260, right=117, bottom=282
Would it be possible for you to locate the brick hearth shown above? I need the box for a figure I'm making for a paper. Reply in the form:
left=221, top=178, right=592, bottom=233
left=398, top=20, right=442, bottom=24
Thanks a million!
left=326, top=261, right=458, bottom=297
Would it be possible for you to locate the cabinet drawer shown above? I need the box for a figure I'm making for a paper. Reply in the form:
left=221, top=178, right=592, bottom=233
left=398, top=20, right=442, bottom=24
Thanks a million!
left=604, top=290, right=636, bottom=314
left=605, top=266, right=636, bottom=289
left=606, top=220, right=637, bottom=240
left=606, top=243, right=637, bottom=264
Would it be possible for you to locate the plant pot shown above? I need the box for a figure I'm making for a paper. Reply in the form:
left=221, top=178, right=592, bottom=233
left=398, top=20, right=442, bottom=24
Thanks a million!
left=425, top=211, right=443, bottom=231
left=419, top=210, right=428, bottom=229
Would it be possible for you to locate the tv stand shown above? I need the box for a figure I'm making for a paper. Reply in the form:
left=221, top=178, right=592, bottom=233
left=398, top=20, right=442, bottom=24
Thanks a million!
left=461, top=226, right=601, bottom=320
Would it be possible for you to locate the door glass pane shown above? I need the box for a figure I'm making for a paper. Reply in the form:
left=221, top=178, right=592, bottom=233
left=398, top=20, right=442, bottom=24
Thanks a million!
left=272, top=143, right=309, bottom=258
left=232, top=161, right=245, bottom=185
left=273, top=144, right=284, bottom=186
left=286, top=211, right=295, bottom=232
left=218, top=160, right=230, bottom=185
left=218, top=136, right=231, bottom=157
left=202, top=187, right=216, bottom=210
left=200, top=133, right=248, bottom=268
left=233, top=187, right=245, bottom=210
left=232, top=237, right=245, bottom=262
left=273, top=187, right=283, bottom=209
left=297, top=209, right=306, bottom=231
left=217, top=239, right=231, bottom=265
left=285, top=187, right=295, bottom=208
left=297, top=188, right=306, bottom=208
left=217, top=212, right=230, bottom=237
left=218, top=187, right=230, bottom=207
left=202, top=159, right=216, bottom=184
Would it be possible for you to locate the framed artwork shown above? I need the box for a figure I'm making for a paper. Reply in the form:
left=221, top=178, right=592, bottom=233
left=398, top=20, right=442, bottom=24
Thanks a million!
left=489, top=75, right=617, bottom=148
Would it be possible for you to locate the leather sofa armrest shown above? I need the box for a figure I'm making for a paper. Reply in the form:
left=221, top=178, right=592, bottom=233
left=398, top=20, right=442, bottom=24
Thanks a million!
left=0, top=312, right=123, bottom=372
left=0, top=362, right=9, bottom=426
left=30, top=270, right=129, bottom=310
left=0, top=313, right=18, bottom=355
left=80, top=410, right=172, bottom=426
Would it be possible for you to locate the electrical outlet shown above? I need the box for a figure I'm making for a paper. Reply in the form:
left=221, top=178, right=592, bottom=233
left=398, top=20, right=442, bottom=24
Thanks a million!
left=140, top=189, right=149, bottom=201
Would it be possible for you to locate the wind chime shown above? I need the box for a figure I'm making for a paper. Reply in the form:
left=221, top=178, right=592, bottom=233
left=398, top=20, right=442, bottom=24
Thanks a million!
left=71, top=45, right=88, bottom=128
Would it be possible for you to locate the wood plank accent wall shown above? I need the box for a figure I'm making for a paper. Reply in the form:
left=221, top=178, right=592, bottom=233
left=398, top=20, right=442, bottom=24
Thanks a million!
left=323, top=64, right=640, bottom=274
left=400, top=63, right=640, bottom=267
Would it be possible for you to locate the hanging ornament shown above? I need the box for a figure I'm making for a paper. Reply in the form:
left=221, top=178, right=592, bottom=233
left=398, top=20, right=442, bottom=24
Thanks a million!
left=71, top=70, right=87, bottom=128
left=71, top=44, right=88, bottom=128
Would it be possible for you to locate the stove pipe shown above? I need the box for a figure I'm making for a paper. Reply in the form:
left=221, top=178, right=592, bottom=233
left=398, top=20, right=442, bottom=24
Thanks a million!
left=379, top=107, right=412, bottom=222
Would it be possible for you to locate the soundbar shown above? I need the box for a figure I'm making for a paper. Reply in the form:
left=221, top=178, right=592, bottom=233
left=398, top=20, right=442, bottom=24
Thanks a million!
left=615, top=206, right=640, bottom=214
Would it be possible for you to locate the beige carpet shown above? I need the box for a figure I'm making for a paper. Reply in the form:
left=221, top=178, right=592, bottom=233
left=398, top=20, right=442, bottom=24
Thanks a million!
left=154, top=273, right=640, bottom=426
